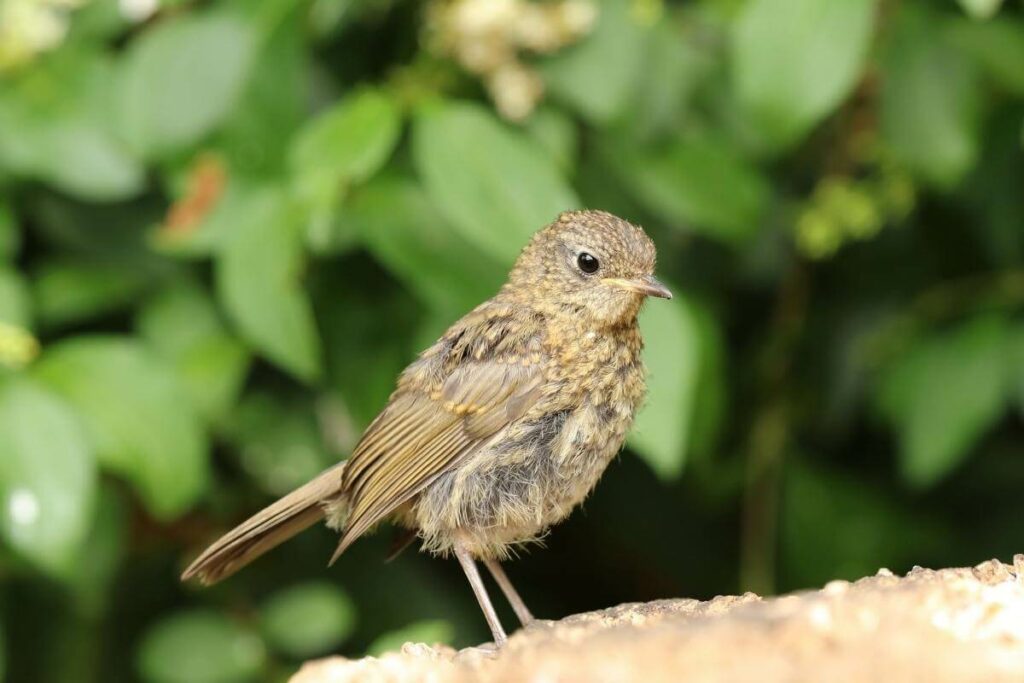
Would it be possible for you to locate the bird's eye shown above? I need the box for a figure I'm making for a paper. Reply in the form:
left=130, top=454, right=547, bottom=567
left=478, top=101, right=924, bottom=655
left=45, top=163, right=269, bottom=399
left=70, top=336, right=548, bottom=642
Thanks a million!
left=577, top=252, right=600, bottom=274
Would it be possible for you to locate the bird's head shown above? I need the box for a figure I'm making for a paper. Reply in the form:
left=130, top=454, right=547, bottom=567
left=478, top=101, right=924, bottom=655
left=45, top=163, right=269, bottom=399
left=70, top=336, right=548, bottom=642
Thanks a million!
left=504, top=210, right=671, bottom=326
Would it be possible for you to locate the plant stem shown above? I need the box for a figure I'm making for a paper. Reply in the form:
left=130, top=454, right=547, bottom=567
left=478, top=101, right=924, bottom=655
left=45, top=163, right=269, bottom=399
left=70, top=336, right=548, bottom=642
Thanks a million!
left=739, top=263, right=809, bottom=595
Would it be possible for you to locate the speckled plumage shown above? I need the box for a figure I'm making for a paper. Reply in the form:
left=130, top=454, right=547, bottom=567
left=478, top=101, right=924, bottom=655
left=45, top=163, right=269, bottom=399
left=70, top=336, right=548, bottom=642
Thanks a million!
left=182, top=209, right=670, bottom=645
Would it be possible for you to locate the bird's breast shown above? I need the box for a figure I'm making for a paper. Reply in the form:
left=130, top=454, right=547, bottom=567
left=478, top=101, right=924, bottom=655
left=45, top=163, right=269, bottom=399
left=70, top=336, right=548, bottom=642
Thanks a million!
left=537, top=321, right=646, bottom=508
left=410, top=319, right=647, bottom=557
left=543, top=319, right=646, bottom=415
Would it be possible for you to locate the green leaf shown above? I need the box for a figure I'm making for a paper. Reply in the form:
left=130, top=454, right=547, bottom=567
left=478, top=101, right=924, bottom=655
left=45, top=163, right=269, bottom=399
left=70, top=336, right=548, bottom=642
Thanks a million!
left=685, top=299, right=727, bottom=461
left=31, top=120, right=146, bottom=200
left=216, top=188, right=321, bottom=382
left=66, top=0, right=130, bottom=42
left=367, top=620, right=454, bottom=656
left=628, top=292, right=702, bottom=480
left=962, top=110, right=1024, bottom=266
left=67, top=484, right=126, bottom=617
left=316, top=269, right=418, bottom=430
left=0, top=271, right=36, bottom=368
left=413, top=100, right=580, bottom=265
left=137, top=610, right=265, bottom=683
left=626, top=20, right=714, bottom=141
left=137, top=282, right=250, bottom=423
left=1013, top=323, right=1024, bottom=417
left=957, top=0, right=1004, bottom=20
left=0, top=268, right=31, bottom=328
left=0, top=617, right=4, bottom=683
left=32, top=260, right=152, bottom=329
left=289, top=89, right=402, bottom=249
left=118, top=12, right=257, bottom=158
left=523, top=106, right=578, bottom=172
left=781, top=462, right=945, bottom=588
left=732, top=0, right=875, bottom=150
left=34, top=337, right=209, bottom=518
left=0, top=378, right=96, bottom=576
left=541, top=0, right=646, bottom=124
left=0, top=202, right=17, bottom=261
left=0, top=52, right=144, bottom=200
left=948, top=18, right=1024, bottom=96
left=876, top=315, right=1012, bottom=487
left=604, top=133, right=769, bottom=242
left=260, top=582, right=356, bottom=658
left=349, top=174, right=505, bottom=313
left=880, top=8, right=982, bottom=188
left=226, top=392, right=333, bottom=495
left=216, top=15, right=308, bottom=176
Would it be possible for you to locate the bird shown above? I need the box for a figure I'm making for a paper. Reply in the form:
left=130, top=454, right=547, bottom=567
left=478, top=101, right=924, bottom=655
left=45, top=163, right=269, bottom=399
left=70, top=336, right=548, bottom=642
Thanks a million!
left=181, top=209, right=672, bottom=647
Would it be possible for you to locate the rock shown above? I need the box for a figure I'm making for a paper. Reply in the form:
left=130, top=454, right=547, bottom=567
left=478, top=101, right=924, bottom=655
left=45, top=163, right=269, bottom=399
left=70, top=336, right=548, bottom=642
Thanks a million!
left=291, top=557, right=1024, bottom=683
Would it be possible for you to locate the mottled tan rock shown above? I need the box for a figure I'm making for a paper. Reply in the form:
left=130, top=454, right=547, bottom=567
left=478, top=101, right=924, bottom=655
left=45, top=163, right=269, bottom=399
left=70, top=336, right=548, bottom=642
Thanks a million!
left=292, top=556, right=1024, bottom=683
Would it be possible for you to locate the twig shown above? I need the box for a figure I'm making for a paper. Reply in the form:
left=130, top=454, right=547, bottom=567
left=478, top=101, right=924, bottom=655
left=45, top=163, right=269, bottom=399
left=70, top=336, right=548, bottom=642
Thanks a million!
left=739, top=262, right=810, bottom=595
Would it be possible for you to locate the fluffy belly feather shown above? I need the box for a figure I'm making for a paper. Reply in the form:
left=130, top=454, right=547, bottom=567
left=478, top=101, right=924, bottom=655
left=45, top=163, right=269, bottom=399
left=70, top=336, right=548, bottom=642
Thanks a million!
left=410, top=391, right=638, bottom=558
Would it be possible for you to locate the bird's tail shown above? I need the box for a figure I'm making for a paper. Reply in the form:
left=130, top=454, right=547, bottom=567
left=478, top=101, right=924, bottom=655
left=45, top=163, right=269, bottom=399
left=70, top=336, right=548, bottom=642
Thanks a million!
left=181, top=462, right=347, bottom=585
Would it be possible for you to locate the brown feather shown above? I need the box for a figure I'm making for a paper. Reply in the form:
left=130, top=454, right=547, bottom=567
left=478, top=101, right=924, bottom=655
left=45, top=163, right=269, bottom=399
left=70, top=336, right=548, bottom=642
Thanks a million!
left=329, top=360, right=543, bottom=562
left=180, top=462, right=346, bottom=585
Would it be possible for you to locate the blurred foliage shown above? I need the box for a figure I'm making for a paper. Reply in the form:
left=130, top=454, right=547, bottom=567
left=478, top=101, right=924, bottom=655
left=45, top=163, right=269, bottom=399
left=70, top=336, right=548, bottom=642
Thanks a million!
left=0, top=0, right=1023, bottom=680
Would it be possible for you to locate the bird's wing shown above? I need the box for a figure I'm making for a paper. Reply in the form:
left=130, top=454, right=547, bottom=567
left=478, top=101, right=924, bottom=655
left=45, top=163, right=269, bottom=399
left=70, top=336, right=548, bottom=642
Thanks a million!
left=332, top=357, right=545, bottom=560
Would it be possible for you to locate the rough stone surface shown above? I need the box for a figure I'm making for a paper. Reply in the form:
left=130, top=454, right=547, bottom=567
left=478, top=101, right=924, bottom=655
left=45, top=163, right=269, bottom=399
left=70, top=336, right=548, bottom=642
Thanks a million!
left=291, top=556, right=1024, bottom=683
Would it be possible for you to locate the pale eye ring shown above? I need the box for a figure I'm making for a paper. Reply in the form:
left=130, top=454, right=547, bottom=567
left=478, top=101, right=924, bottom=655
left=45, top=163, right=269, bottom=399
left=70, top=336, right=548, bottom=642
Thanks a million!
left=577, top=252, right=600, bottom=274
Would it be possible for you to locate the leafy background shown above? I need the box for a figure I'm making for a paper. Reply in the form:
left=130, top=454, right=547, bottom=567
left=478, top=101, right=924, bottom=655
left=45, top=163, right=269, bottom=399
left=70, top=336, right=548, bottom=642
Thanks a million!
left=1, top=0, right=1023, bottom=680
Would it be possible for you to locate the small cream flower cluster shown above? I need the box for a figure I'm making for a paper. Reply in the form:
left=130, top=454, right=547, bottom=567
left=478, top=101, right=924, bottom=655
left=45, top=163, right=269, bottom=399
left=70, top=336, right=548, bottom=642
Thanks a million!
left=0, top=0, right=87, bottom=72
left=426, top=0, right=597, bottom=121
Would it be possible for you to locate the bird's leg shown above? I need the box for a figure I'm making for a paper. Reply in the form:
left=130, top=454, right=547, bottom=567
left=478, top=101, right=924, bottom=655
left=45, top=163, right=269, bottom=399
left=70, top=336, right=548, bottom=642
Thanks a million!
left=454, top=538, right=508, bottom=647
left=483, top=558, right=534, bottom=627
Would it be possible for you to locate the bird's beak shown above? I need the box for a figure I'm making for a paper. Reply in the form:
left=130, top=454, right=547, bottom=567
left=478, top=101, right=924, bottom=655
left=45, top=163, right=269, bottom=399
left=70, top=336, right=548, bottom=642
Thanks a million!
left=601, top=275, right=673, bottom=300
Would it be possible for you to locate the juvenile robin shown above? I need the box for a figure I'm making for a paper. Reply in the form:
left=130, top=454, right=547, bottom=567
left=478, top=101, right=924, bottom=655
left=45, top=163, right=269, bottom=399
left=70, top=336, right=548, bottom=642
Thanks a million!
left=182, top=209, right=672, bottom=646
